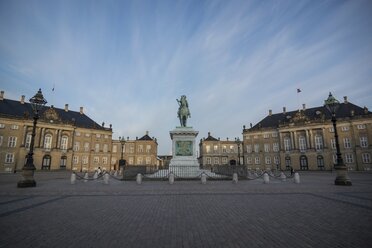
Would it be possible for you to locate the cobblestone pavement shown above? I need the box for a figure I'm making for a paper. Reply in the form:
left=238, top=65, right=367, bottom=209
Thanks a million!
left=0, top=171, right=371, bottom=248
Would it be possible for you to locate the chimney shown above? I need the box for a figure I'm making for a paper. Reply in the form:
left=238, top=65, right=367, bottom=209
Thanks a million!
left=302, top=104, right=306, bottom=110
left=250, top=123, right=252, bottom=128
left=226, top=137, right=229, bottom=141
left=0, top=91, right=4, bottom=100
left=283, top=107, right=286, bottom=114
left=102, top=122, right=105, bottom=127
left=350, top=110, right=354, bottom=117
left=20, top=95, right=25, bottom=104
left=364, top=106, right=369, bottom=114
left=344, top=96, right=348, bottom=104
left=208, top=132, right=210, bottom=136
left=80, top=107, right=84, bottom=114
left=146, top=131, right=149, bottom=135
left=65, top=104, right=69, bottom=112
left=243, top=125, right=246, bottom=130
left=109, top=124, right=112, bottom=129
left=269, top=109, right=272, bottom=116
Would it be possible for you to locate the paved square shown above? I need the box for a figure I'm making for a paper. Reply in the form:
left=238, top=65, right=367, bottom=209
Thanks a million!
left=0, top=171, right=371, bottom=248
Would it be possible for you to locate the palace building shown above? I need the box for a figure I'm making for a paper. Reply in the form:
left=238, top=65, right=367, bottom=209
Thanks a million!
left=198, top=132, right=242, bottom=169
left=243, top=96, right=372, bottom=171
left=0, top=90, right=159, bottom=172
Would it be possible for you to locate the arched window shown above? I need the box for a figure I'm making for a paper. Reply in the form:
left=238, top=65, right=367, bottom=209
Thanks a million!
left=299, top=136, right=307, bottom=152
left=317, top=155, right=324, bottom=170
left=284, top=137, right=291, bottom=151
left=42, top=155, right=51, bottom=170
left=44, top=134, right=52, bottom=150
left=300, top=155, right=308, bottom=170
left=60, top=136, right=68, bottom=151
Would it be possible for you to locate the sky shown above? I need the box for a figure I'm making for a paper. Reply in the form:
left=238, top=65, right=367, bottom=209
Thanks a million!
left=0, top=0, right=372, bottom=154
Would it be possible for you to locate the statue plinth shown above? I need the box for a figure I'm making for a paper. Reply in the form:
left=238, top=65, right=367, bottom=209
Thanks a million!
left=169, top=127, right=199, bottom=168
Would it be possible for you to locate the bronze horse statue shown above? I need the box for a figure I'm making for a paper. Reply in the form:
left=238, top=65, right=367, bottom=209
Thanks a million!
left=177, top=95, right=190, bottom=127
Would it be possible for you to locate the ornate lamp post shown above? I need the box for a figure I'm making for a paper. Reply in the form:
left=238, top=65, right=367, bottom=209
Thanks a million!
left=235, top=137, right=242, bottom=166
left=17, top=89, right=47, bottom=188
left=324, top=92, right=352, bottom=186
left=119, top=136, right=126, bottom=170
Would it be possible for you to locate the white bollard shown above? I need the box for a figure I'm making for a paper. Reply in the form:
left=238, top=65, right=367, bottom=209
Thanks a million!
left=169, top=173, right=174, bottom=185
left=201, top=173, right=207, bottom=185
left=93, top=172, right=98, bottom=179
left=294, top=172, right=300, bottom=184
left=263, top=173, right=270, bottom=184
left=70, top=173, right=76, bottom=184
left=84, top=172, right=89, bottom=182
left=232, top=173, right=238, bottom=184
left=104, top=173, right=109, bottom=184
left=114, top=170, right=118, bottom=177
left=280, top=172, right=286, bottom=182
left=136, top=173, right=142, bottom=185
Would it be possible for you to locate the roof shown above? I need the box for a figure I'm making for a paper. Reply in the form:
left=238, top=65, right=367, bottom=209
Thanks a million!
left=0, top=98, right=109, bottom=131
left=248, top=102, right=371, bottom=131
left=138, top=134, right=153, bottom=141
left=204, top=132, right=219, bottom=141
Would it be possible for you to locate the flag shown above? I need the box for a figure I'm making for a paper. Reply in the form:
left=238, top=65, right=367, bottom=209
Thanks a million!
left=297, top=88, right=301, bottom=93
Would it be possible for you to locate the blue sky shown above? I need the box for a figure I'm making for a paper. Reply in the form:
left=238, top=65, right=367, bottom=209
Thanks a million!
left=1, top=0, right=372, bottom=154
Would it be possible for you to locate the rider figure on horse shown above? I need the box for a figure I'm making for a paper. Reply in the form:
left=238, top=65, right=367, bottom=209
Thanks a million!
left=177, top=95, right=191, bottom=127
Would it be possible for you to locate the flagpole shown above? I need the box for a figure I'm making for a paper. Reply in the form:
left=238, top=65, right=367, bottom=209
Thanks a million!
left=297, top=88, right=301, bottom=111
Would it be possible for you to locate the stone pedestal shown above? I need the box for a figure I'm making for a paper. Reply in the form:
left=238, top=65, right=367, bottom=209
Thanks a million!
left=169, top=127, right=199, bottom=168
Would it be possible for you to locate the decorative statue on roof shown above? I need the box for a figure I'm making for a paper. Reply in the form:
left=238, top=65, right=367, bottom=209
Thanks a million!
left=176, top=95, right=191, bottom=127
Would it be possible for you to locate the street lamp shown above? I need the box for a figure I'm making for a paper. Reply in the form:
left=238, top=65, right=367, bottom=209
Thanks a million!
left=118, top=136, right=126, bottom=170
left=324, top=92, right=352, bottom=186
left=17, top=89, right=47, bottom=188
left=235, top=137, right=242, bottom=166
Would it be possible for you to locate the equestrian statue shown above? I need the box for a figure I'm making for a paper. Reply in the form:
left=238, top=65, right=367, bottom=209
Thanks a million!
left=176, top=95, right=191, bottom=127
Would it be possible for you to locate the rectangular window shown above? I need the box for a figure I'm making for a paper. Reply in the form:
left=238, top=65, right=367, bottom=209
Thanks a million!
left=213, top=145, right=218, bottom=152
left=345, top=154, right=353, bottom=163
left=230, top=145, right=235, bottom=153
left=272, top=132, right=278, bottom=138
left=25, top=134, right=31, bottom=149
left=329, top=127, right=334, bottom=133
left=95, top=144, right=100, bottom=152
left=5, top=153, right=14, bottom=163
left=357, top=124, right=366, bottom=130
left=264, top=144, right=270, bottom=152
left=111, top=157, right=116, bottom=165
left=206, top=157, right=211, bottom=164
left=82, top=156, right=89, bottom=164
left=255, top=157, right=260, bottom=164
left=341, top=126, right=349, bottom=132
left=84, top=142, right=90, bottom=152
left=254, top=144, right=259, bottom=153
left=330, top=139, right=336, bottom=149
left=299, top=137, right=307, bottom=152
left=96, top=134, right=101, bottom=138
left=222, top=157, right=227, bottom=164
left=129, top=145, right=134, bottom=153
left=274, top=156, right=279, bottom=165
left=75, top=131, right=81, bottom=136
left=214, top=157, right=219, bottom=165
left=104, top=135, right=108, bottom=139
left=146, top=145, right=151, bottom=153
left=146, top=157, right=151, bottom=165
left=273, top=143, right=279, bottom=152
left=8, top=136, right=17, bottom=148
left=247, top=157, right=252, bottom=164
left=360, top=137, right=368, bottom=148
left=315, top=136, right=323, bottom=150
left=343, top=138, right=351, bottom=149
left=129, top=157, right=134, bottom=165
left=205, top=145, right=211, bottom=153
left=265, top=156, right=271, bottom=164
left=44, top=135, right=52, bottom=150
left=0, top=135, right=3, bottom=146
left=73, top=156, right=79, bottom=165
left=362, top=153, right=371, bottom=163
left=137, top=157, right=143, bottom=165
left=222, top=145, right=227, bottom=153
left=11, top=124, right=19, bottom=130
left=102, top=157, right=108, bottom=164
left=93, top=156, right=99, bottom=164
left=85, top=133, right=90, bottom=137
left=73, top=141, right=80, bottom=152
left=103, top=144, right=108, bottom=153
left=112, top=145, right=117, bottom=153
left=61, top=136, right=68, bottom=150
left=246, top=145, right=252, bottom=153
left=263, top=133, right=270, bottom=139
left=0, top=123, right=5, bottom=128
left=138, top=145, right=143, bottom=153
